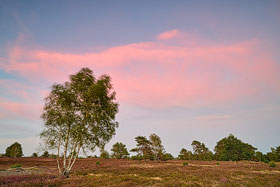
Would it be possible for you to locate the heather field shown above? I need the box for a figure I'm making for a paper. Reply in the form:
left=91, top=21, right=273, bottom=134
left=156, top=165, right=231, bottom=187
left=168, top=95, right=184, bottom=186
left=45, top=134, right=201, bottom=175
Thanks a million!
left=0, top=158, right=279, bottom=186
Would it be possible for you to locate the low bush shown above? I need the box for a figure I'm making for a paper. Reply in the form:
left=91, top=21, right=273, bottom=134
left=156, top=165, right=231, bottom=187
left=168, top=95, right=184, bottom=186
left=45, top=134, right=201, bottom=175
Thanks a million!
left=264, top=160, right=269, bottom=164
left=96, top=161, right=100, bottom=166
left=131, top=155, right=144, bottom=160
left=183, top=162, right=188, bottom=166
left=269, top=161, right=276, bottom=168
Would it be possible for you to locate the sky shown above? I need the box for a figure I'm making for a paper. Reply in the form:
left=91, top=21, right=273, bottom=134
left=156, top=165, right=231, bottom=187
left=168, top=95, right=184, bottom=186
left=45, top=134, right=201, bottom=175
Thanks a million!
left=0, top=0, right=280, bottom=157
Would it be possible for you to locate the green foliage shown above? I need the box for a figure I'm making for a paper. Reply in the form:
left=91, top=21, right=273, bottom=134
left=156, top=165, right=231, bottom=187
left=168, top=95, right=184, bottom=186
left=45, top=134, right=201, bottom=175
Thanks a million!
left=162, top=153, right=174, bottom=161
left=31, top=152, right=38, bottom=157
left=100, top=150, right=110, bottom=159
left=263, top=159, right=269, bottom=163
left=214, top=134, right=256, bottom=161
left=266, top=146, right=280, bottom=162
left=96, top=161, right=100, bottom=166
left=5, top=142, right=23, bottom=158
left=149, top=133, right=165, bottom=161
left=216, top=162, right=220, bottom=165
left=111, top=142, right=129, bottom=159
left=130, top=136, right=153, bottom=160
left=183, top=162, right=188, bottom=166
left=40, top=68, right=119, bottom=176
left=130, top=133, right=165, bottom=161
left=178, top=148, right=193, bottom=160
left=191, top=140, right=213, bottom=160
left=41, top=151, right=50, bottom=158
left=269, top=161, right=276, bottom=168
left=10, top=163, right=21, bottom=168
left=255, top=151, right=264, bottom=162
left=131, top=155, right=144, bottom=160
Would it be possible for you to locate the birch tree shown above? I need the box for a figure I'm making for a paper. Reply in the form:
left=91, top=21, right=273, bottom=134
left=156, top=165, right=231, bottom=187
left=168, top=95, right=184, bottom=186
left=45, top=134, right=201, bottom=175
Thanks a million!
left=40, top=68, right=119, bottom=177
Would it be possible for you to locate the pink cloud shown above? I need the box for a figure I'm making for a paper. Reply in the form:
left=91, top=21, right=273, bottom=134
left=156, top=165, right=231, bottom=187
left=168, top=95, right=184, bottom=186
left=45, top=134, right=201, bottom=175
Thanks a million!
left=156, top=29, right=180, bottom=40
left=1, top=30, right=280, bottom=108
left=0, top=98, right=42, bottom=120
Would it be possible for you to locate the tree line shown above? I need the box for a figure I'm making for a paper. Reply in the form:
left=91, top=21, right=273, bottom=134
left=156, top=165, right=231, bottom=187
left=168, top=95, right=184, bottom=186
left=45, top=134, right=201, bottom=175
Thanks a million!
left=2, top=68, right=278, bottom=177
left=3, top=134, right=280, bottom=164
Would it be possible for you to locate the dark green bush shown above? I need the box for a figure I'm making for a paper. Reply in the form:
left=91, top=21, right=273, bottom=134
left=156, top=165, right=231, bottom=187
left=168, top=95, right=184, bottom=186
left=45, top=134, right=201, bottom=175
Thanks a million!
left=5, top=142, right=23, bottom=158
left=269, top=161, right=276, bottom=168
left=131, top=155, right=144, bottom=160
left=264, top=159, right=269, bottom=163
left=183, top=162, right=188, bottom=166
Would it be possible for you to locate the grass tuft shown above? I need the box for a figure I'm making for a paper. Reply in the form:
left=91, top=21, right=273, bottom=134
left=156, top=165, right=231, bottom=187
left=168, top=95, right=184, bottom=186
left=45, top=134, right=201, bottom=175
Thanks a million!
left=10, top=164, right=21, bottom=168
left=183, top=162, right=188, bottom=166
left=269, top=161, right=276, bottom=168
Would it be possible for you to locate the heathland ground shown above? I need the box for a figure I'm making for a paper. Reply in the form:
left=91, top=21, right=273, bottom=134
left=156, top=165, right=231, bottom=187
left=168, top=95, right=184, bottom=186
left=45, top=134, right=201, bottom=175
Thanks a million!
left=0, top=158, right=279, bottom=186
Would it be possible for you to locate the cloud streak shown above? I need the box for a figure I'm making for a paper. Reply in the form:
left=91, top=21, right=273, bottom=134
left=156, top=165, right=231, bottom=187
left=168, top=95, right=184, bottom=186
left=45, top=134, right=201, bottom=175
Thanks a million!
left=1, top=30, right=280, bottom=109
left=156, top=29, right=180, bottom=40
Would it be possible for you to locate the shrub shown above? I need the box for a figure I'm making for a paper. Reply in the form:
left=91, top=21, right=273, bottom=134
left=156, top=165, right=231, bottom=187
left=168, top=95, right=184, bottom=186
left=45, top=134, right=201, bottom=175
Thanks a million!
left=41, top=151, right=49, bottom=158
left=269, top=161, right=276, bottom=168
left=131, top=155, right=144, bottom=160
left=31, top=152, right=38, bottom=157
left=216, top=162, right=220, bottom=165
left=100, top=150, right=110, bottom=159
left=183, top=162, right=188, bottom=166
left=264, top=160, right=269, bottom=163
left=5, top=142, right=23, bottom=158
left=10, top=164, right=21, bottom=168
left=162, top=153, right=174, bottom=161
left=96, top=161, right=100, bottom=166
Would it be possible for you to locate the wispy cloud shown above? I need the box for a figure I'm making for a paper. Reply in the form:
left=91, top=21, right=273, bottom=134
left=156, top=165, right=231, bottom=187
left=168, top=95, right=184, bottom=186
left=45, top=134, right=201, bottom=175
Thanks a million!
left=156, top=29, right=180, bottom=40
left=1, top=30, right=279, bottom=109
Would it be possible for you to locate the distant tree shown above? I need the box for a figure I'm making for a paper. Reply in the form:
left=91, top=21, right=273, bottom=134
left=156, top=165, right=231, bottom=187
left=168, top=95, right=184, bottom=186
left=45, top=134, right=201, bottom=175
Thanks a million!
left=214, top=134, right=256, bottom=161
left=130, top=136, right=153, bottom=160
left=130, top=134, right=166, bottom=161
left=191, top=140, right=213, bottom=160
left=266, top=146, right=280, bottom=162
left=178, top=148, right=193, bottom=160
left=5, top=142, right=23, bottom=158
left=32, top=152, right=38, bottom=157
left=149, top=133, right=165, bottom=161
left=255, top=151, right=264, bottom=162
left=111, top=142, right=129, bottom=159
left=162, top=153, right=174, bottom=160
left=131, top=155, right=144, bottom=160
left=50, top=154, right=57, bottom=159
left=40, top=68, right=119, bottom=177
left=41, top=151, right=50, bottom=158
left=100, top=150, right=110, bottom=159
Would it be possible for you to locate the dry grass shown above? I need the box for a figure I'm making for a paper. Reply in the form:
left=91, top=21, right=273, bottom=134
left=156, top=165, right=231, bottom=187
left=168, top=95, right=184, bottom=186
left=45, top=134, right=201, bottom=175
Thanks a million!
left=0, top=158, right=279, bottom=186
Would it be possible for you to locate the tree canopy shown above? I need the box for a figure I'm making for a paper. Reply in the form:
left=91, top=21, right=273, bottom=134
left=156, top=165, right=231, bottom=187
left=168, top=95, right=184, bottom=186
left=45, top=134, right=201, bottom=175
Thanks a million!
left=191, top=140, right=213, bottom=160
left=40, top=68, right=119, bottom=177
left=178, top=148, right=193, bottom=160
left=214, top=134, right=256, bottom=161
left=111, top=142, right=129, bottom=159
left=149, top=133, right=165, bottom=161
left=5, top=142, right=23, bottom=158
left=130, top=133, right=165, bottom=161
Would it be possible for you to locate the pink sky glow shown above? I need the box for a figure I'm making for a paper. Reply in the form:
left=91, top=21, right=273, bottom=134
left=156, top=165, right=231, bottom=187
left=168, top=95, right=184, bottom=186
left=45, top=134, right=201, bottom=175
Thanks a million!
left=1, top=30, right=279, bottom=110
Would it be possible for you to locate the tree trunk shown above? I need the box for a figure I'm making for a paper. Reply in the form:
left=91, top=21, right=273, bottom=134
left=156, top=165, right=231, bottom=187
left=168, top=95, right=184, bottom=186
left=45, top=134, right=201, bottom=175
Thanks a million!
left=61, top=169, right=70, bottom=178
